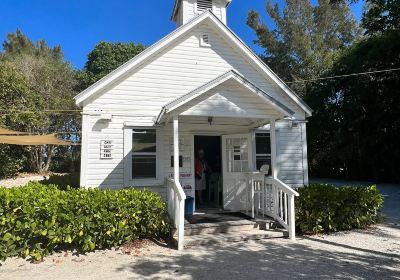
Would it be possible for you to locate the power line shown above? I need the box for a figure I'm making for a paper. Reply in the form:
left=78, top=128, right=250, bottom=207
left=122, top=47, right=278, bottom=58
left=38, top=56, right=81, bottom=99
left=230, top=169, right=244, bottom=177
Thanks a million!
left=1, top=67, right=399, bottom=115
left=285, top=68, right=400, bottom=84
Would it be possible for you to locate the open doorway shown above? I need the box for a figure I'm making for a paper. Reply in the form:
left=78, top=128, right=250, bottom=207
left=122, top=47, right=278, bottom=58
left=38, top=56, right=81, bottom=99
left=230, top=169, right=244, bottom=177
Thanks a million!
left=194, top=136, right=222, bottom=209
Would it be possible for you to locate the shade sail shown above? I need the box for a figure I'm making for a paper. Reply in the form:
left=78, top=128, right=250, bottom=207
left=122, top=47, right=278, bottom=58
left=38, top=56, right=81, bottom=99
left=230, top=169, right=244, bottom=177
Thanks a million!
left=0, top=128, right=26, bottom=135
left=0, top=134, right=73, bottom=146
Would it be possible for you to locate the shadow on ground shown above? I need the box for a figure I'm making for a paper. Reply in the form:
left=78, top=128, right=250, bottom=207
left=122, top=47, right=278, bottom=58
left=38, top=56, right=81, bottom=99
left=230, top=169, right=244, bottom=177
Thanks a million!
left=116, top=236, right=400, bottom=280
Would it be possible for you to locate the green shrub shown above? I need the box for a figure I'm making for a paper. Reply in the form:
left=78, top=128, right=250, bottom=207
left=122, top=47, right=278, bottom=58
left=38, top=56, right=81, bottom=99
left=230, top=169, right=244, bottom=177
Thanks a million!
left=296, top=184, right=384, bottom=234
left=0, top=182, right=169, bottom=262
left=0, top=146, right=26, bottom=179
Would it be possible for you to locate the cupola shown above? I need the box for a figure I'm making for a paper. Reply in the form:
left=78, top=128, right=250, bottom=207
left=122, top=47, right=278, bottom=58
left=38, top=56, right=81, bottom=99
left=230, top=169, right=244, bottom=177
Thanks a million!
left=172, top=0, right=232, bottom=27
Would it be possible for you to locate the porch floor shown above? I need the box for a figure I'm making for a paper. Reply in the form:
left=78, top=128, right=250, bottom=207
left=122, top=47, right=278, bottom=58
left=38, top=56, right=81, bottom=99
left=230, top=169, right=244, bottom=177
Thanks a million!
left=182, top=209, right=285, bottom=237
left=185, top=209, right=253, bottom=225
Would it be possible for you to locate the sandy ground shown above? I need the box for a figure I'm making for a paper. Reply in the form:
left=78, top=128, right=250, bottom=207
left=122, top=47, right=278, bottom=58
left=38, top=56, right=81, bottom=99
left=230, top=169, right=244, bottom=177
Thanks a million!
left=0, top=173, right=46, bottom=188
left=0, top=173, right=66, bottom=188
left=1, top=225, right=399, bottom=280
left=1, top=180, right=399, bottom=280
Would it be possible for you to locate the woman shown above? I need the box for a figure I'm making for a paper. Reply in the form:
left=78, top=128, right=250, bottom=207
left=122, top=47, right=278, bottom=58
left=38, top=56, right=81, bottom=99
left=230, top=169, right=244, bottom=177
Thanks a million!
left=195, top=149, right=209, bottom=205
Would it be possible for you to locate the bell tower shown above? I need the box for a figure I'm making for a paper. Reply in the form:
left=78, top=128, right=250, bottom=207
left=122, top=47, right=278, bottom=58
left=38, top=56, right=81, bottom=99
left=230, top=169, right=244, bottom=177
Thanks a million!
left=171, top=0, right=232, bottom=27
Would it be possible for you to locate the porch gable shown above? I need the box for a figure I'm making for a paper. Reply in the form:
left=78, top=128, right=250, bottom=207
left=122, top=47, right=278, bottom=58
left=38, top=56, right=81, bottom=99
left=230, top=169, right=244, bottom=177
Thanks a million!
left=157, top=70, right=295, bottom=123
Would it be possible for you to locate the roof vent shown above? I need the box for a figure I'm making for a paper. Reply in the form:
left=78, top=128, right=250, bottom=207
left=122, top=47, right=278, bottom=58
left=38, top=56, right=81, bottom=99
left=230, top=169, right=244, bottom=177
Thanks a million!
left=197, top=0, right=213, bottom=13
left=200, top=33, right=211, bottom=47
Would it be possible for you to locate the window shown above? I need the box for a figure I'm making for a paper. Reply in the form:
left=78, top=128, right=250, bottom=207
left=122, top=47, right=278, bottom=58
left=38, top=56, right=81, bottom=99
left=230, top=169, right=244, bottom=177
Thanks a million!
left=226, top=138, right=249, bottom=172
left=255, top=133, right=271, bottom=173
left=132, top=129, right=157, bottom=179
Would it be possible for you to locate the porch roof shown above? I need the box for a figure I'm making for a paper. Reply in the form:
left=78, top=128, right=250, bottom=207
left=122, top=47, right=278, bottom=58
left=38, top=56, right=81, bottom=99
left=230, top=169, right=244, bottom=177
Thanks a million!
left=156, top=70, right=295, bottom=124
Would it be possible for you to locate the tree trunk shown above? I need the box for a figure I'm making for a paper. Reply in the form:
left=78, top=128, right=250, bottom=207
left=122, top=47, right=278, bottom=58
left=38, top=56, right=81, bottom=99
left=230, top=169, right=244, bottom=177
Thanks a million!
left=29, top=145, right=55, bottom=173
left=43, top=145, right=55, bottom=172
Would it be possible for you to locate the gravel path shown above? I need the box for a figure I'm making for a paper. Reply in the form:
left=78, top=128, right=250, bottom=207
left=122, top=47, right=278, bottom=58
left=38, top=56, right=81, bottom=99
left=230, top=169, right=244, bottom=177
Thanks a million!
left=1, top=180, right=399, bottom=280
left=1, top=225, right=399, bottom=280
left=0, top=174, right=47, bottom=188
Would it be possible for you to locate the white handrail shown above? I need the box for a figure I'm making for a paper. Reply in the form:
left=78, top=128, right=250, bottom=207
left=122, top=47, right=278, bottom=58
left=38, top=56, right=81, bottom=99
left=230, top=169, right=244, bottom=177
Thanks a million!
left=167, top=178, right=186, bottom=201
left=270, top=177, right=299, bottom=197
left=167, top=178, right=186, bottom=250
left=247, top=175, right=299, bottom=240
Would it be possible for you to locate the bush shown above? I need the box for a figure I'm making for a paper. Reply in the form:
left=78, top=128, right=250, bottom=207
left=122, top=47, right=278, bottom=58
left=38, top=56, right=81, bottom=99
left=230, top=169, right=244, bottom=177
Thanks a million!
left=296, top=184, right=384, bottom=234
left=0, top=146, right=26, bottom=179
left=0, top=182, right=169, bottom=262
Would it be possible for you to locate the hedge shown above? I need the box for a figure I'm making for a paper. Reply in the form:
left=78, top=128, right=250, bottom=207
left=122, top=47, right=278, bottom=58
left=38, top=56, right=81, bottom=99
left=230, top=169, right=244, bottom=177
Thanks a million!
left=0, top=182, right=169, bottom=262
left=296, top=184, right=384, bottom=234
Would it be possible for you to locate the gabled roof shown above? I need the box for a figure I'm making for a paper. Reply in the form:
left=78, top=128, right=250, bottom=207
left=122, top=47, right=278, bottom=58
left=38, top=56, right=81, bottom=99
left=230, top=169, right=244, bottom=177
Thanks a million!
left=156, top=70, right=295, bottom=123
left=74, top=10, right=312, bottom=117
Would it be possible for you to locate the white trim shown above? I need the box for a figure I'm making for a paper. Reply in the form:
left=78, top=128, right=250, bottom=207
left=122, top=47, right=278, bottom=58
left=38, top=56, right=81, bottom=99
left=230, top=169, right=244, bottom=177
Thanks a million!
left=190, top=133, right=196, bottom=212
left=301, top=122, right=309, bottom=185
left=74, top=11, right=312, bottom=117
left=207, top=14, right=312, bottom=117
left=173, top=117, right=180, bottom=182
left=156, top=70, right=295, bottom=123
left=75, top=12, right=211, bottom=106
left=221, top=133, right=254, bottom=210
left=270, top=119, right=278, bottom=179
left=254, top=131, right=272, bottom=172
left=251, top=130, right=256, bottom=171
left=276, top=125, right=281, bottom=180
left=80, top=114, right=89, bottom=188
left=199, top=33, right=211, bottom=47
left=123, top=126, right=164, bottom=187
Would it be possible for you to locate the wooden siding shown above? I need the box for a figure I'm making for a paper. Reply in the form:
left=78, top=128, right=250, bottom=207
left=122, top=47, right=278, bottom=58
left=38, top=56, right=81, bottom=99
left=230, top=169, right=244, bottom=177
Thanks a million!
left=277, top=122, right=306, bottom=187
left=180, top=81, right=282, bottom=119
left=81, top=22, right=308, bottom=192
left=84, top=115, right=154, bottom=189
left=84, top=23, right=305, bottom=119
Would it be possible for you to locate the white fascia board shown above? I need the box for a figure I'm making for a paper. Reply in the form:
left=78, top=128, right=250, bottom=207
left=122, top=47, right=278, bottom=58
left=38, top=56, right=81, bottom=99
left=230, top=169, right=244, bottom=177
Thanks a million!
left=74, top=12, right=211, bottom=106
left=205, top=14, right=313, bottom=117
left=156, top=70, right=295, bottom=123
left=75, top=10, right=312, bottom=117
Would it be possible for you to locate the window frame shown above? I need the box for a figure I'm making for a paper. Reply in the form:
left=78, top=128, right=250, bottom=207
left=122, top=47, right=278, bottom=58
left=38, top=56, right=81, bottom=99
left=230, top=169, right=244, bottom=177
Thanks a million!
left=124, top=126, right=163, bottom=187
left=254, top=130, right=272, bottom=173
left=199, top=33, right=211, bottom=47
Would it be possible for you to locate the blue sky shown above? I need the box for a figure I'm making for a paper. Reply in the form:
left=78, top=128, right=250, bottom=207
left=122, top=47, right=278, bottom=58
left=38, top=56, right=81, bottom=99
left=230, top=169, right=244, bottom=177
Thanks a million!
left=0, top=0, right=364, bottom=69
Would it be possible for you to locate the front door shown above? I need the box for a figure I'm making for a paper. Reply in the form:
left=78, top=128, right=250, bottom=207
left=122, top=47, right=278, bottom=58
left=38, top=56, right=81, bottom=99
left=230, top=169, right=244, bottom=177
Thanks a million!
left=222, top=134, right=253, bottom=211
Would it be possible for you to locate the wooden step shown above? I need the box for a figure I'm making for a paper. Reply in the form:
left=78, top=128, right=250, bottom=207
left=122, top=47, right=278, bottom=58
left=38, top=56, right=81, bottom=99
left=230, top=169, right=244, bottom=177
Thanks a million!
left=171, top=218, right=282, bottom=237
left=184, top=229, right=287, bottom=247
left=183, top=219, right=256, bottom=236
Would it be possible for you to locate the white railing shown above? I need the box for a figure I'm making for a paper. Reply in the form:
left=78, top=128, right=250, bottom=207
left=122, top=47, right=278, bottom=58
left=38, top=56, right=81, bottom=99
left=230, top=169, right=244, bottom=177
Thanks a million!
left=247, top=173, right=299, bottom=240
left=167, top=178, right=186, bottom=250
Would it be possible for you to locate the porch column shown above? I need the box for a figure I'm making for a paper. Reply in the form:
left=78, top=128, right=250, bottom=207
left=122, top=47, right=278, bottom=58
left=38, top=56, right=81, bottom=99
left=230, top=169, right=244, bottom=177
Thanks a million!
left=173, top=116, right=179, bottom=181
left=270, top=119, right=278, bottom=179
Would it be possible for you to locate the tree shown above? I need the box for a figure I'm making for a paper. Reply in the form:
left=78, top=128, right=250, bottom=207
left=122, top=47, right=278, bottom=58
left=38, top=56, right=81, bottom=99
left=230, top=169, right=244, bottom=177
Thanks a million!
left=0, top=61, right=32, bottom=178
left=305, top=0, right=400, bottom=182
left=77, top=41, right=145, bottom=90
left=1, top=29, right=79, bottom=173
left=247, top=0, right=361, bottom=95
left=362, top=0, right=400, bottom=34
